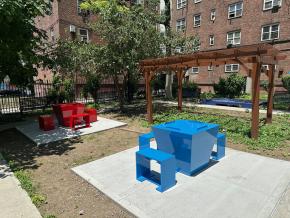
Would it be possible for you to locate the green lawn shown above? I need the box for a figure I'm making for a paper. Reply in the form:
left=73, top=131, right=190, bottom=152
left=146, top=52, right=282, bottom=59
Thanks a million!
left=146, top=108, right=290, bottom=150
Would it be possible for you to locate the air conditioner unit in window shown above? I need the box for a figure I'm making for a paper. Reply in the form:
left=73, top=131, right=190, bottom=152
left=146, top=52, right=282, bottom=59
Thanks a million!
left=227, top=43, right=233, bottom=49
left=69, top=25, right=76, bottom=33
left=273, top=0, right=281, bottom=7
left=272, top=0, right=281, bottom=12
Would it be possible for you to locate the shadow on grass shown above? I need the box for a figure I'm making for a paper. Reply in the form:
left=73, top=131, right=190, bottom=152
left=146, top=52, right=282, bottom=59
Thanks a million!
left=0, top=128, right=82, bottom=172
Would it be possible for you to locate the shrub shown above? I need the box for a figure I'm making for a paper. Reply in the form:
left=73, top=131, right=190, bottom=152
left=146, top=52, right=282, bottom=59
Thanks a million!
left=260, top=80, right=269, bottom=91
left=214, top=74, right=246, bottom=98
left=182, top=81, right=198, bottom=91
left=200, top=92, right=214, bottom=99
left=282, top=75, right=290, bottom=93
left=172, top=81, right=199, bottom=98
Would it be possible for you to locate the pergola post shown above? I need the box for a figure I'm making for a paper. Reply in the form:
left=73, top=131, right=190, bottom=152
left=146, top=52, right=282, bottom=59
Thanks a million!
left=176, top=69, right=184, bottom=112
left=266, top=64, right=275, bottom=124
left=145, top=70, right=153, bottom=124
left=251, top=62, right=261, bottom=139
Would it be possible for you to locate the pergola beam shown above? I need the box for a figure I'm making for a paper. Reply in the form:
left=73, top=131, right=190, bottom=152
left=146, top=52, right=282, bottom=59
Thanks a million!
left=141, top=43, right=286, bottom=139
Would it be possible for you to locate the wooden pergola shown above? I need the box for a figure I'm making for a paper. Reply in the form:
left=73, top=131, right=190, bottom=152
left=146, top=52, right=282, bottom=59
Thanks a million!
left=140, top=43, right=286, bottom=139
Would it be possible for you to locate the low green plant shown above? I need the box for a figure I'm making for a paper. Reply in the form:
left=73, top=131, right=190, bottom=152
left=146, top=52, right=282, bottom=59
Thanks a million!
left=200, top=92, right=215, bottom=99
left=14, top=170, right=45, bottom=207
left=149, top=108, right=290, bottom=149
left=282, top=75, right=290, bottom=93
left=4, top=157, right=46, bottom=208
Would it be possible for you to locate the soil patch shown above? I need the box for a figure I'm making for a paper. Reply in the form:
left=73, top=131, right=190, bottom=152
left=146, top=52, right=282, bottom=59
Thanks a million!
left=0, top=116, right=148, bottom=218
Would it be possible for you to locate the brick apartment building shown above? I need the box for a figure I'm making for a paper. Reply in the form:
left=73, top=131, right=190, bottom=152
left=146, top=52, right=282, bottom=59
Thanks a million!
left=172, top=0, right=290, bottom=91
left=35, top=0, right=99, bottom=82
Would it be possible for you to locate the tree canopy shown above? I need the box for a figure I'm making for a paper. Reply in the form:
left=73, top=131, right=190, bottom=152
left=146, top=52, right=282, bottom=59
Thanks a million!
left=52, top=0, right=200, bottom=108
left=0, top=0, right=52, bottom=85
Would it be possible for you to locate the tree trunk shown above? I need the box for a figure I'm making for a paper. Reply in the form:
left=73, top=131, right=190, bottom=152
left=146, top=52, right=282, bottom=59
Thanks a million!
left=113, top=75, right=124, bottom=111
left=165, top=72, right=173, bottom=99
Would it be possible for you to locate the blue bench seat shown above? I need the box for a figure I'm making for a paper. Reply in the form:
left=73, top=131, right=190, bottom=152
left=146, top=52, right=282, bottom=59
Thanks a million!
left=136, top=148, right=176, bottom=192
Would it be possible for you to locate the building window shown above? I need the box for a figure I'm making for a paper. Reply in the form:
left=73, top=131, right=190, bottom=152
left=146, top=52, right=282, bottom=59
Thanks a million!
left=228, top=2, right=243, bottom=19
left=263, top=0, right=282, bottom=10
left=193, top=14, right=201, bottom=27
left=210, top=9, right=216, bottom=21
left=176, top=19, right=186, bottom=32
left=177, top=0, right=187, bottom=9
left=79, top=28, right=89, bottom=42
left=227, top=30, right=241, bottom=45
left=225, top=64, right=239, bottom=73
left=209, top=35, right=214, bottom=46
left=261, top=24, right=279, bottom=41
left=175, top=46, right=182, bottom=54
left=192, top=67, right=199, bottom=74
left=194, top=0, right=202, bottom=3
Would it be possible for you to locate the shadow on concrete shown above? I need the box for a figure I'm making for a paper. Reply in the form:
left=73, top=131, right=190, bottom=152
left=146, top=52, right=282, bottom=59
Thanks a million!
left=0, top=128, right=82, bottom=172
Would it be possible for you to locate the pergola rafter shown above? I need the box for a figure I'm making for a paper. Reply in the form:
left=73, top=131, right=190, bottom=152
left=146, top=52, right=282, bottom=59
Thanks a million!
left=140, top=43, right=286, bottom=139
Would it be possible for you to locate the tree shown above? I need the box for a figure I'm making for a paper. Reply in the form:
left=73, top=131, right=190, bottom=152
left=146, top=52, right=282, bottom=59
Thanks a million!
left=49, top=40, right=104, bottom=101
left=83, top=74, right=101, bottom=107
left=0, top=0, right=52, bottom=85
left=81, top=0, right=164, bottom=110
left=160, top=0, right=200, bottom=99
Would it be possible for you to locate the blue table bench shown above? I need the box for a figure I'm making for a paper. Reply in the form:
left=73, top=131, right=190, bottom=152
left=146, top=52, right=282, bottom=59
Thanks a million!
left=136, top=148, right=176, bottom=192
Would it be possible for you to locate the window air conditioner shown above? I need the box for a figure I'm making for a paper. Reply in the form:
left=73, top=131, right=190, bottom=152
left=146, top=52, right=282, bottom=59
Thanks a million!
left=69, top=25, right=76, bottom=33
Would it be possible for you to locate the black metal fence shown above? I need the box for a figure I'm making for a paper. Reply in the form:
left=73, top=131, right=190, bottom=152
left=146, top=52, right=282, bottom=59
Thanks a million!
left=0, top=79, right=119, bottom=121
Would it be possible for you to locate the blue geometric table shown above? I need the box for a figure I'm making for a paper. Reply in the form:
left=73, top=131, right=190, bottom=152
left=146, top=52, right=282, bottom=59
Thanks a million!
left=152, top=120, right=220, bottom=176
left=136, top=120, right=226, bottom=192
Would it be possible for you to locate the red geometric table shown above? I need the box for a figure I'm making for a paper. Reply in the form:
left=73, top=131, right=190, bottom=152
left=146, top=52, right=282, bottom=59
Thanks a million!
left=39, top=115, right=55, bottom=131
left=69, top=113, right=90, bottom=130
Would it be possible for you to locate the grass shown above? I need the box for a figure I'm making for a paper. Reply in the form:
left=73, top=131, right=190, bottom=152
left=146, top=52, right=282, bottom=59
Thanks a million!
left=239, top=93, right=268, bottom=101
left=2, top=155, right=47, bottom=208
left=146, top=108, right=290, bottom=150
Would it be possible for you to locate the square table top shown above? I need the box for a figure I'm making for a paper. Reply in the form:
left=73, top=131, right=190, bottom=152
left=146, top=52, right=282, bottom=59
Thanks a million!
left=152, top=120, right=219, bottom=136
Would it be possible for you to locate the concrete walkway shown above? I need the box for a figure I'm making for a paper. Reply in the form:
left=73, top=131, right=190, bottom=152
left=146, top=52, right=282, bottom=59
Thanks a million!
left=155, top=100, right=290, bottom=115
left=0, top=154, right=41, bottom=218
left=73, top=143, right=290, bottom=218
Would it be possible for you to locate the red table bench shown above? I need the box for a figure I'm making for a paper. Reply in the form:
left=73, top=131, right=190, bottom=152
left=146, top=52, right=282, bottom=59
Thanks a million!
left=69, top=113, right=90, bottom=130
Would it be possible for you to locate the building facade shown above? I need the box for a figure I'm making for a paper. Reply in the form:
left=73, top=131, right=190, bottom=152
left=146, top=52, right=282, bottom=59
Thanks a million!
left=35, top=0, right=100, bottom=82
left=171, top=0, right=290, bottom=91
